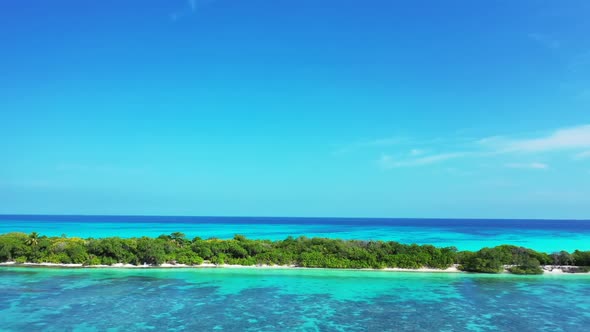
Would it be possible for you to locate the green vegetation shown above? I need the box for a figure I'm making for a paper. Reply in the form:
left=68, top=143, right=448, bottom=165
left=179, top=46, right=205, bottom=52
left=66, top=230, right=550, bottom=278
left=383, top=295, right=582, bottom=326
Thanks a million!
left=458, top=245, right=550, bottom=274
left=1, top=232, right=589, bottom=275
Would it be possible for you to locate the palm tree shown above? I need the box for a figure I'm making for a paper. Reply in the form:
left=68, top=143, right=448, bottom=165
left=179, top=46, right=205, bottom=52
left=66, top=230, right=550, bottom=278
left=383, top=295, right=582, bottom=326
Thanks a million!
left=25, top=232, right=40, bottom=247
left=169, top=232, right=186, bottom=247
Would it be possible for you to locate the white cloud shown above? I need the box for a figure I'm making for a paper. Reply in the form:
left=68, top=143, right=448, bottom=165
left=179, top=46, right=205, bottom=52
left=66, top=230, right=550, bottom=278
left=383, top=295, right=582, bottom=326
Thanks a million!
left=346, top=124, right=590, bottom=171
left=479, top=124, right=590, bottom=153
left=379, top=152, right=465, bottom=169
left=504, top=162, right=549, bottom=170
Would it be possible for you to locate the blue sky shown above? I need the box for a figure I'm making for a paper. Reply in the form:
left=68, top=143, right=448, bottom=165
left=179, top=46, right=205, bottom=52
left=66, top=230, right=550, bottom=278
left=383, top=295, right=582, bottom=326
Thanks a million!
left=1, top=0, right=589, bottom=218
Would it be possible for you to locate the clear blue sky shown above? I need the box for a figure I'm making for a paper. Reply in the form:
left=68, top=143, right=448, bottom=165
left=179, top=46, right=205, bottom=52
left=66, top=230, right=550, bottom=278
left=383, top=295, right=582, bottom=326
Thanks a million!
left=1, top=0, right=589, bottom=219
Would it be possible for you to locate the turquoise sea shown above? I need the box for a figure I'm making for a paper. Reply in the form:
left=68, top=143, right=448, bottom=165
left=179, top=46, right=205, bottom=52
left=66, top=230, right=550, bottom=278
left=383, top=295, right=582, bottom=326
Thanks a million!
left=1, top=215, right=590, bottom=252
left=2, top=215, right=590, bottom=331
left=0, top=267, right=589, bottom=331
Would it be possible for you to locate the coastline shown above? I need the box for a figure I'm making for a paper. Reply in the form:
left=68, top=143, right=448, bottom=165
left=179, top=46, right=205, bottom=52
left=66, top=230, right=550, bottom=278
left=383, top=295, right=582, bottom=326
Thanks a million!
left=1, top=262, right=587, bottom=275
left=3, top=232, right=589, bottom=275
left=1, top=261, right=457, bottom=272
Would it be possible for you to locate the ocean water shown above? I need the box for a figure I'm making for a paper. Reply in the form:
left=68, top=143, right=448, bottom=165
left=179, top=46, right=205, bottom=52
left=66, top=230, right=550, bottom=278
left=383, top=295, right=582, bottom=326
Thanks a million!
left=2, top=216, right=590, bottom=331
left=0, top=267, right=589, bottom=331
left=1, top=215, right=590, bottom=252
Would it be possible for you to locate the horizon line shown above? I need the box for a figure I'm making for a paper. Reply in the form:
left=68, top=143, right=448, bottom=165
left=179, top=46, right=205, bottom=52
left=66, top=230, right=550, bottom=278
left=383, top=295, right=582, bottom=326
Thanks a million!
left=0, top=214, right=588, bottom=222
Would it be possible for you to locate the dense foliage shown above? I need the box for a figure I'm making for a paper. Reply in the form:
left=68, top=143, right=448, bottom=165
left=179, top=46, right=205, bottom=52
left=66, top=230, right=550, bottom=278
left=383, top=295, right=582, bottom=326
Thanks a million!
left=1, top=232, right=588, bottom=274
left=458, top=245, right=550, bottom=274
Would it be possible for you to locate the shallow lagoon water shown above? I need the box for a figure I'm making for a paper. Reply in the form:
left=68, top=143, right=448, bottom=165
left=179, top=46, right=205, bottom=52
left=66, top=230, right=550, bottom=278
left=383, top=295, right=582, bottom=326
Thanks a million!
left=0, top=267, right=589, bottom=331
left=1, top=215, right=590, bottom=252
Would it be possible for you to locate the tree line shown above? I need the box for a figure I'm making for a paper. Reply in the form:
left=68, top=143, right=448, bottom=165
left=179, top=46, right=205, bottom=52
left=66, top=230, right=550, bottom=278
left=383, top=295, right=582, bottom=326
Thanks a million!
left=1, top=232, right=589, bottom=274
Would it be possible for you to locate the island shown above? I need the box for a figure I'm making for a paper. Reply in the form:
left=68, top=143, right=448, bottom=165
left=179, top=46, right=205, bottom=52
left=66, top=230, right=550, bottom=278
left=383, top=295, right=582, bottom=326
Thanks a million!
left=1, top=232, right=589, bottom=275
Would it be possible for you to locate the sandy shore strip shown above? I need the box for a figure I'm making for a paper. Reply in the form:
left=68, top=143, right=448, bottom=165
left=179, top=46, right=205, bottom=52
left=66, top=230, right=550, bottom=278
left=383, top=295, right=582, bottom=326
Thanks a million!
left=0, top=262, right=309, bottom=270
left=382, top=265, right=460, bottom=273
left=0, top=261, right=458, bottom=272
left=1, top=262, right=588, bottom=274
left=0, top=261, right=458, bottom=271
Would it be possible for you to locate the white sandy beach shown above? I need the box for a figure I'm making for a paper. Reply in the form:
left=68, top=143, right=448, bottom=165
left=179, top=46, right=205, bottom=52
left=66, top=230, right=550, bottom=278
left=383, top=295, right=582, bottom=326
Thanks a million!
left=1, top=261, right=587, bottom=274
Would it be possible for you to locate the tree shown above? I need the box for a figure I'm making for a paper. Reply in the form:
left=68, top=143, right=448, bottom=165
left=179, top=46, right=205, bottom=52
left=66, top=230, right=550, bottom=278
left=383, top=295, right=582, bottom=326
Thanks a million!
left=551, top=251, right=574, bottom=265
left=134, top=237, right=166, bottom=265
left=25, top=232, right=40, bottom=247
left=459, top=248, right=506, bottom=273
left=508, top=257, right=543, bottom=275
left=0, top=233, right=29, bottom=261
left=169, top=232, right=187, bottom=247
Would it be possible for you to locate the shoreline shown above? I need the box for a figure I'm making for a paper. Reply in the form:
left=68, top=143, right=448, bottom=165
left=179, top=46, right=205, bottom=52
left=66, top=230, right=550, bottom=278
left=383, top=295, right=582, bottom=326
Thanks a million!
left=3, top=232, right=589, bottom=275
left=0, top=261, right=459, bottom=272
left=1, top=262, right=587, bottom=275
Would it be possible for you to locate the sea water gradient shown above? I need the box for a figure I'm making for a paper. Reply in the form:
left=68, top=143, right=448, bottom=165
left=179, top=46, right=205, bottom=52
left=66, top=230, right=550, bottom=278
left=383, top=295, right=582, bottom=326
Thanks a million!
left=0, top=267, right=589, bottom=331
left=1, top=215, right=590, bottom=252
left=2, top=216, right=590, bottom=331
